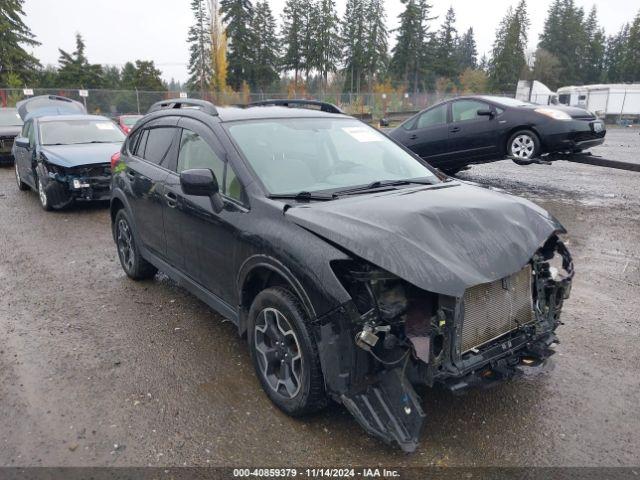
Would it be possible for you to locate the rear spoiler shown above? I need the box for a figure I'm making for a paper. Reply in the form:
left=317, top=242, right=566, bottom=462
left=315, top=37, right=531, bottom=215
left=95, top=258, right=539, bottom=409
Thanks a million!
left=247, top=99, right=344, bottom=114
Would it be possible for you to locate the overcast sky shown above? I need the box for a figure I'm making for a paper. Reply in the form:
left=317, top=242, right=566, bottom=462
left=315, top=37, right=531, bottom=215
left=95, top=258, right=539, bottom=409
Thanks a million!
left=23, top=0, right=637, bottom=83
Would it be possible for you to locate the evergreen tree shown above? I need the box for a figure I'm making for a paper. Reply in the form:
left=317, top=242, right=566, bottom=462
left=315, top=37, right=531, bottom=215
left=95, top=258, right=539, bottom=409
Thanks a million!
left=311, top=0, right=341, bottom=88
left=538, top=0, right=588, bottom=87
left=389, top=0, right=436, bottom=93
left=57, top=34, right=104, bottom=88
left=341, top=0, right=368, bottom=92
left=209, top=0, right=228, bottom=92
left=363, top=0, right=389, bottom=89
left=582, top=6, right=606, bottom=84
left=434, top=7, right=459, bottom=80
left=102, top=66, right=122, bottom=89
left=220, top=0, right=254, bottom=90
left=604, top=24, right=629, bottom=82
left=0, top=0, right=40, bottom=84
left=457, top=27, right=478, bottom=71
left=251, top=0, right=279, bottom=90
left=623, top=11, right=640, bottom=81
left=280, top=0, right=305, bottom=84
left=187, top=0, right=212, bottom=94
left=488, top=1, right=529, bottom=92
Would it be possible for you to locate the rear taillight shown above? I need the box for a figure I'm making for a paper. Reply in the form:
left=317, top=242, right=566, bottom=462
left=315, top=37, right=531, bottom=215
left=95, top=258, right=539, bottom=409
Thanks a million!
left=111, top=152, right=121, bottom=170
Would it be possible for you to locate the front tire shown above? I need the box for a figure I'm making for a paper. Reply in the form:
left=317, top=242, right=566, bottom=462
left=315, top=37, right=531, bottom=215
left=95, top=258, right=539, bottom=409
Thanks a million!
left=15, top=163, right=28, bottom=191
left=114, top=209, right=157, bottom=280
left=248, top=287, right=327, bottom=416
left=36, top=175, right=53, bottom=211
left=507, top=130, right=540, bottom=160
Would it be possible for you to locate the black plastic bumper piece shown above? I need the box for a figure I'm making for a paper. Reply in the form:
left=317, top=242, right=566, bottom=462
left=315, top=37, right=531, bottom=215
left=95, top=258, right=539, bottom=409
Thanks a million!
left=341, top=367, right=426, bottom=453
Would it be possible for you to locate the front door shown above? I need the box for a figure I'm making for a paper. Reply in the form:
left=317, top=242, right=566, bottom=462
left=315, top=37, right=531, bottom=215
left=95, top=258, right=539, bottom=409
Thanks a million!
left=162, top=117, right=245, bottom=306
left=15, top=120, right=37, bottom=188
left=447, top=99, right=500, bottom=162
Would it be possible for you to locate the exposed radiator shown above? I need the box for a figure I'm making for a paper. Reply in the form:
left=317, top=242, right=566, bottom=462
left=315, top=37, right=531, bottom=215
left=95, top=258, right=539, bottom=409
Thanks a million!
left=461, top=265, right=534, bottom=353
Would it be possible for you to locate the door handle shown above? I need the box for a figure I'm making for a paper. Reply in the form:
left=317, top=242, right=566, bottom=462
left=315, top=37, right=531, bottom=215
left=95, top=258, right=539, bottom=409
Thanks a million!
left=409, top=134, right=418, bottom=140
left=449, top=127, right=461, bottom=133
left=164, top=192, right=177, bottom=208
left=126, top=170, right=136, bottom=179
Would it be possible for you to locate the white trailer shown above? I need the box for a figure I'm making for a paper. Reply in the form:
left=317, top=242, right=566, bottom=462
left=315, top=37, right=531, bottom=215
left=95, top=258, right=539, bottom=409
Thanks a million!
left=556, top=84, right=640, bottom=118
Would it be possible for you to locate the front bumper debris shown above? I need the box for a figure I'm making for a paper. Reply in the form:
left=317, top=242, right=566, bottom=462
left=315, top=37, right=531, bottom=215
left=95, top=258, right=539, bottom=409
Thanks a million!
left=45, top=163, right=111, bottom=207
left=316, top=235, right=573, bottom=452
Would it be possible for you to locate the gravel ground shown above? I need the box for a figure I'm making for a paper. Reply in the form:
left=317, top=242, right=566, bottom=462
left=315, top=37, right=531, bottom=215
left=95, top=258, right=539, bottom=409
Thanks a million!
left=0, top=128, right=639, bottom=467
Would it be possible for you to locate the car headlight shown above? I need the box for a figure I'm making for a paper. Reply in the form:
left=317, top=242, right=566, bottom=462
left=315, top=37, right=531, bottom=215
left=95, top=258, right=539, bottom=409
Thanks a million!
left=535, top=108, right=572, bottom=121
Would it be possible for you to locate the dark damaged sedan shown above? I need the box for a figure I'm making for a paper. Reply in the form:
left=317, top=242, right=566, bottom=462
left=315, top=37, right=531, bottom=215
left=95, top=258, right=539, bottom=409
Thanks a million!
left=110, top=99, right=574, bottom=452
left=13, top=111, right=124, bottom=210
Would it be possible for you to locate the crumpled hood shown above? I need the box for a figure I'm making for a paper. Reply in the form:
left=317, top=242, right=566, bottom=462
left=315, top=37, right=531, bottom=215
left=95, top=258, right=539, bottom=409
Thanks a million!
left=40, top=143, right=122, bottom=168
left=286, top=182, right=564, bottom=297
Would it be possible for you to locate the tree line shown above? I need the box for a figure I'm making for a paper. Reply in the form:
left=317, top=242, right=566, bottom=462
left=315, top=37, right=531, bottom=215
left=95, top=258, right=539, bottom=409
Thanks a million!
left=1, top=0, right=640, bottom=97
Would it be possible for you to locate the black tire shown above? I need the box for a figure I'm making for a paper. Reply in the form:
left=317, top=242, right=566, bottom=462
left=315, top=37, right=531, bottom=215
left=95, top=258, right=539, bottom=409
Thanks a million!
left=15, top=163, right=28, bottom=191
left=248, top=287, right=327, bottom=416
left=114, top=209, right=157, bottom=280
left=35, top=173, right=53, bottom=211
left=507, top=130, right=541, bottom=160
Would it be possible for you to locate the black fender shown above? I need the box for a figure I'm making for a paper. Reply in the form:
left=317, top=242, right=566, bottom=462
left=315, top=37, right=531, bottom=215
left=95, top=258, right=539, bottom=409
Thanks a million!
left=110, top=188, right=137, bottom=242
left=236, top=254, right=316, bottom=336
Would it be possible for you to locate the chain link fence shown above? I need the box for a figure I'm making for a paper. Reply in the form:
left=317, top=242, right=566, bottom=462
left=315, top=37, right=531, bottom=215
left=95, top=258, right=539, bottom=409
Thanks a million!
left=0, top=88, right=512, bottom=122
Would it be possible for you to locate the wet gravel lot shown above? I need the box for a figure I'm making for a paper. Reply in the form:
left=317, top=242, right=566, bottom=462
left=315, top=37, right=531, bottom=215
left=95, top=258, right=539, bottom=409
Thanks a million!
left=0, top=128, right=639, bottom=467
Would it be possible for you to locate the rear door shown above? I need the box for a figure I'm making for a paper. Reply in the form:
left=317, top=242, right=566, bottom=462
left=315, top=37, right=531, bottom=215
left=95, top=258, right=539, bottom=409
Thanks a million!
left=123, top=118, right=180, bottom=258
left=447, top=99, right=500, bottom=162
left=393, top=103, right=451, bottom=166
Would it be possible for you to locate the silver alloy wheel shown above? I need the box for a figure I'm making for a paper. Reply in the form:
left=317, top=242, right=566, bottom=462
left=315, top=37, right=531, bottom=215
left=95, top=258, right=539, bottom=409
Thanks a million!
left=15, top=163, right=21, bottom=187
left=510, top=134, right=536, bottom=159
left=38, top=178, right=47, bottom=207
left=254, top=307, right=303, bottom=399
left=116, top=218, right=135, bottom=272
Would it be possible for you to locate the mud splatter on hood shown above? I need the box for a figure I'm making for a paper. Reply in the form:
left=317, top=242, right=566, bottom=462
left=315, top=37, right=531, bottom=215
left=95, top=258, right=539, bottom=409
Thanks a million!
left=285, top=182, right=564, bottom=297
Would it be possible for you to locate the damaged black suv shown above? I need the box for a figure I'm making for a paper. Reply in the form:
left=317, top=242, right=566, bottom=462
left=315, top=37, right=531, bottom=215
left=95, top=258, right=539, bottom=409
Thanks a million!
left=110, top=99, right=574, bottom=452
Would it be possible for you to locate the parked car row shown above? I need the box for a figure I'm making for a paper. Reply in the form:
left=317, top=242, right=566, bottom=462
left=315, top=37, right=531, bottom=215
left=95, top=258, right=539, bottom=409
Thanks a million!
left=9, top=96, right=575, bottom=453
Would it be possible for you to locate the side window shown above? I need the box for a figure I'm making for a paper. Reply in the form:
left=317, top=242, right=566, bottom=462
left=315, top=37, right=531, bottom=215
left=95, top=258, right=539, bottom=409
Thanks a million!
left=416, top=104, right=447, bottom=129
left=27, top=121, right=35, bottom=146
left=143, top=128, right=175, bottom=165
left=177, top=129, right=243, bottom=201
left=127, top=129, right=140, bottom=155
left=134, top=129, right=149, bottom=158
left=452, top=100, right=491, bottom=122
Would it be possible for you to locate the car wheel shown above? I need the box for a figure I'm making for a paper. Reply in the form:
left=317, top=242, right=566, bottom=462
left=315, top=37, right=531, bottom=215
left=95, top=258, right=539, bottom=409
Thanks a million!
left=36, top=175, right=53, bottom=211
left=248, top=287, right=327, bottom=417
left=114, top=209, right=158, bottom=280
left=15, top=163, right=29, bottom=191
left=507, top=130, right=540, bottom=160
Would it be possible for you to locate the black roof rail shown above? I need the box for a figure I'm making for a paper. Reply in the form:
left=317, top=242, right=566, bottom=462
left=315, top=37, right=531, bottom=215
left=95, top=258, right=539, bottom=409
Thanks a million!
left=148, top=98, right=219, bottom=116
left=247, top=99, right=344, bottom=114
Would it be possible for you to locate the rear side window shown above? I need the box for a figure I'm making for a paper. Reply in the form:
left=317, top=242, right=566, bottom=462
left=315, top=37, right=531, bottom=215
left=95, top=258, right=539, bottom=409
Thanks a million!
left=143, top=128, right=176, bottom=165
left=416, top=104, right=447, bottom=129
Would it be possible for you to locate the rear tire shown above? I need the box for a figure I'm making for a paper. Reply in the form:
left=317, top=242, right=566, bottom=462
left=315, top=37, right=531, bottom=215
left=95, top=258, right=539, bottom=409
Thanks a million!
left=114, top=209, right=157, bottom=280
left=507, top=130, right=540, bottom=160
left=248, top=287, right=327, bottom=417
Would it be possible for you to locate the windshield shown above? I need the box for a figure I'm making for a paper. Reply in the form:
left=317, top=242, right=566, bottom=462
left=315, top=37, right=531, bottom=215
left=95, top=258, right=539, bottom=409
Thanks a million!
left=482, top=96, right=532, bottom=108
left=40, top=119, right=125, bottom=146
left=0, top=110, right=23, bottom=127
left=227, top=118, right=438, bottom=195
left=122, top=116, right=142, bottom=127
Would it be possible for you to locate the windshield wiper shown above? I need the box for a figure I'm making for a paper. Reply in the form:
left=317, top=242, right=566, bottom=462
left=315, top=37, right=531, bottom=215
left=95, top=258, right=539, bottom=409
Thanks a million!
left=268, top=191, right=336, bottom=201
left=334, top=179, right=435, bottom=196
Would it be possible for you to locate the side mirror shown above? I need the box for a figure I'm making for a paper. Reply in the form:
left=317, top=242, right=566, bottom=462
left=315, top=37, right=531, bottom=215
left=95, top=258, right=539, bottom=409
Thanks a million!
left=180, top=168, right=224, bottom=213
left=379, top=118, right=390, bottom=128
left=477, top=109, right=494, bottom=118
left=14, top=137, right=30, bottom=149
